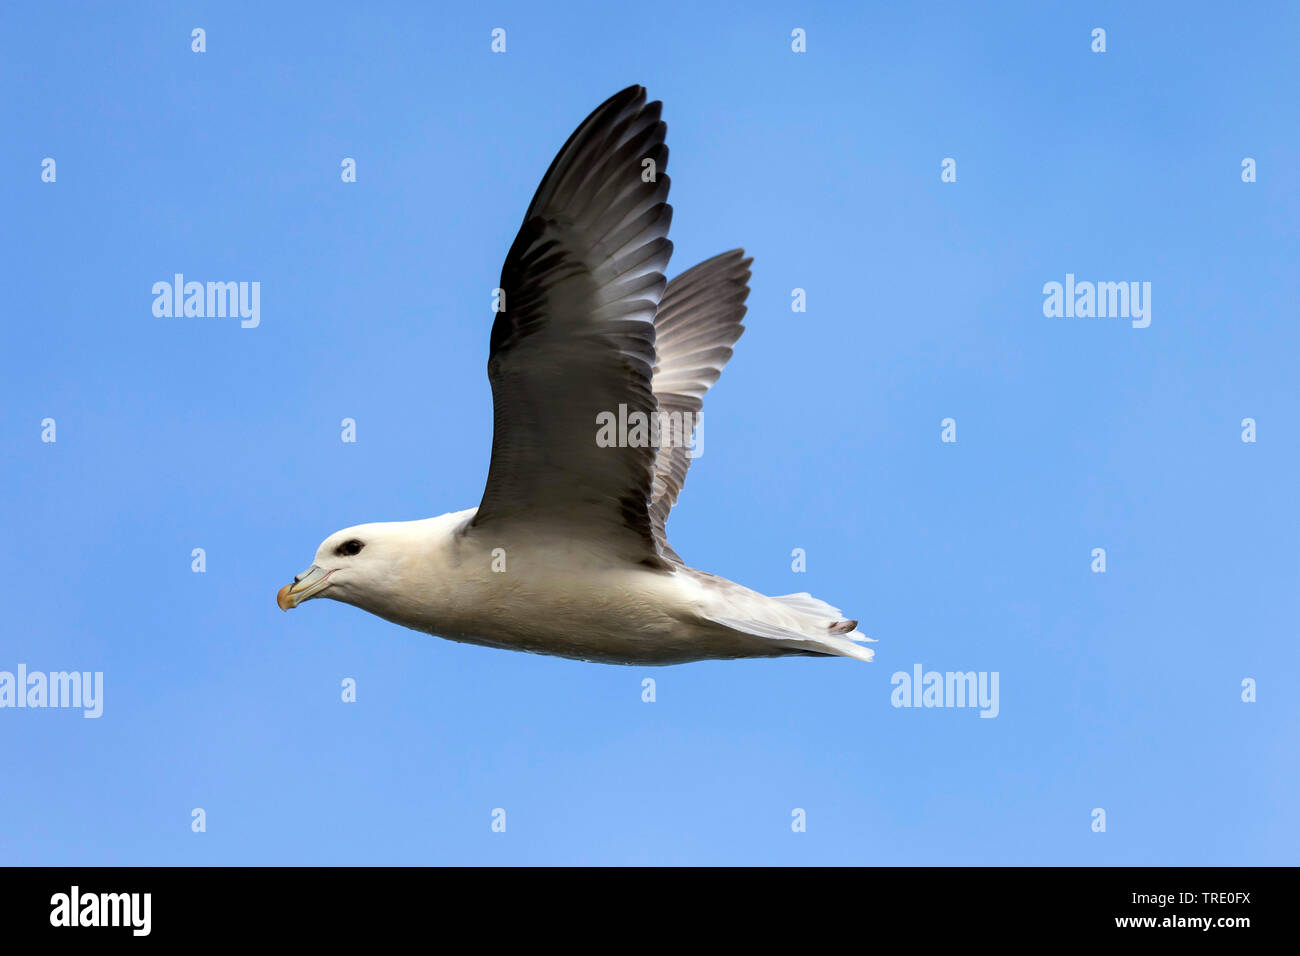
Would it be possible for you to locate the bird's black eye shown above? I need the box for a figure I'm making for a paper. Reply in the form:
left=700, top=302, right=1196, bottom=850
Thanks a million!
left=334, top=539, right=364, bottom=557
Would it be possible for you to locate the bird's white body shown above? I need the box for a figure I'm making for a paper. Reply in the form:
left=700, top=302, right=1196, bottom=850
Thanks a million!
left=306, top=511, right=872, bottom=665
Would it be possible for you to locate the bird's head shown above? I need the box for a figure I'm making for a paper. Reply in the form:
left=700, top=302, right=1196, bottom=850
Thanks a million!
left=277, top=522, right=409, bottom=612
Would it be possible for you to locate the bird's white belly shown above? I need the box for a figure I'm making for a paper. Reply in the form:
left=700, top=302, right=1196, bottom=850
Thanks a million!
left=375, top=550, right=766, bottom=664
left=411, top=566, right=703, bottom=663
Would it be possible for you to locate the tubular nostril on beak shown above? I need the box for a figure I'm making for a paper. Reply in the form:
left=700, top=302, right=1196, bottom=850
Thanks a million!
left=293, top=574, right=302, bottom=584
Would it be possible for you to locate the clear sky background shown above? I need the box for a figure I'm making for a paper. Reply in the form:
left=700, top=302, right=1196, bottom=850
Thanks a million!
left=2, top=1, right=1296, bottom=865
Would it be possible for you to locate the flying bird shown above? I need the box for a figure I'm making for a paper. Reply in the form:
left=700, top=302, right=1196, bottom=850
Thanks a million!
left=277, top=86, right=873, bottom=665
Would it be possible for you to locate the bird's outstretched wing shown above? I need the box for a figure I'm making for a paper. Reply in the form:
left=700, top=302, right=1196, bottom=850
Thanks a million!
left=470, top=86, right=674, bottom=567
left=648, top=250, right=752, bottom=563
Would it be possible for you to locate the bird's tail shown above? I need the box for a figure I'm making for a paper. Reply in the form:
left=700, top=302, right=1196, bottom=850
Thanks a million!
left=710, top=591, right=876, bottom=662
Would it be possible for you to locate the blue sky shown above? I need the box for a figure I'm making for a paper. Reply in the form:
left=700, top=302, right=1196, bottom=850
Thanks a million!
left=2, top=0, right=1296, bottom=865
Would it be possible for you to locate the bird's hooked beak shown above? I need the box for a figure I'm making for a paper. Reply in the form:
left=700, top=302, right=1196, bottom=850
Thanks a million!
left=277, top=565, right=336, bottom=610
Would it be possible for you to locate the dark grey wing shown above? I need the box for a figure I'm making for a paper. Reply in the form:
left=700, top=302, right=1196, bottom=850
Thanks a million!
left=470, top=86, right=674, bottom=567
left=649, top=250, right=752, bottom=563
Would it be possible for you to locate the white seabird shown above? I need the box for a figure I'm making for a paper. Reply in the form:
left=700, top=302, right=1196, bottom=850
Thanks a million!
left=278, top=86, right=874, bottom=665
